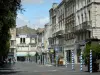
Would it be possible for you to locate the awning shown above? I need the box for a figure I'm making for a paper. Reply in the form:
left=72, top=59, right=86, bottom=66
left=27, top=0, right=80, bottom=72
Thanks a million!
left=29, top=52, right=36, bottom=56
left=17, top=52, right=36, bottom=56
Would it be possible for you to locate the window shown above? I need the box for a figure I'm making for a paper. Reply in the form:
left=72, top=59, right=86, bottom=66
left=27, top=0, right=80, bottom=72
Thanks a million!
left=85, top=0, right=87, bottom=5
left=23, top=38, right=25, bottom=43
left=87, top=0, right=91, bottom=4
left=61, top=9, right=62, bottom=15
left=20, top=38, right=25, bottom=44
left=85, top=12, right=87, bottom=21
left=31, top=38, right=35, bottom=43
left=20, top=38, right=22, bottom=43
left=11, top=40, right=14, bottom=46
left=88, top=31, right=91, bottom=38
left=84, top=33, right=86, bottom=39
left=78, top=15, right=80, bottom=25
left=88, top=10, right=91, bottom=21
left=78, top=0, right=79, bottom=8
left=81, top=14, right=83, bottom=23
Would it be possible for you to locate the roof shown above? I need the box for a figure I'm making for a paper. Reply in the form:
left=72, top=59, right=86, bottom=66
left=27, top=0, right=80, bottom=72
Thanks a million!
left=27, top=34, right=37, bottom=38
left=16, top=25, right=37, bottom=35
left=37, top=28, right=44, bottom=33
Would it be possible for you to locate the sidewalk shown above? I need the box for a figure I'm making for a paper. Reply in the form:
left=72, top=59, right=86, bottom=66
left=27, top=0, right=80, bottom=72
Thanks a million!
left=52, top=63, right=100, bottom=72
left=0, top=63, right=20, bottom=74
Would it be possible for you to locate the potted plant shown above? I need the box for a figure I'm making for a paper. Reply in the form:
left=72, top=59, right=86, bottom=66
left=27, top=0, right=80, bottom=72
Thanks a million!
left=83, top=41, right=100, bottom=72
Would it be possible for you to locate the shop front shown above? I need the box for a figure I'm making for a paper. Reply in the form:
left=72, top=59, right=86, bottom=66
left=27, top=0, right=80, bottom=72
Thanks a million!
left=64, top=45, right=77, bottom=64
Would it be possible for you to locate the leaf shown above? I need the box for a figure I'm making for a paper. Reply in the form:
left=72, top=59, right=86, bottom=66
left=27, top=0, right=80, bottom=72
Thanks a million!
left=0, top=0, right=22, bottom=60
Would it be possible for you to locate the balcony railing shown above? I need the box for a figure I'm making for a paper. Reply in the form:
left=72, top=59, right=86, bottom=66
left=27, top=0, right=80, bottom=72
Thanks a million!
left=52, top=30, right=65, bottom=38
left=17, top=44, right=29, bottom=47
left=72, top=21, right=92, bottom=33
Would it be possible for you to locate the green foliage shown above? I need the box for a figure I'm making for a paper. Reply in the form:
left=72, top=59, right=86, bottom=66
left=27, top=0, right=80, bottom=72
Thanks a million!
left=26, top=53, right=32, bottom=57
left=0, top=0, right=22, bottom=61
left=83, top=42, right=100, bottom=65
left=35, top=52, right=39, bottom=56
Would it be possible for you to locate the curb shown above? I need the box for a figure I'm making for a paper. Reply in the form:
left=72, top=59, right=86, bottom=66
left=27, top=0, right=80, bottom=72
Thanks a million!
left=0, top=69, right=21, bottom=73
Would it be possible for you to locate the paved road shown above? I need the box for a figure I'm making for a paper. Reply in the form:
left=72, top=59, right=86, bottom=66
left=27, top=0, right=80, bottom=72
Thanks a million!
left=0, top=62, right=100, bottom=75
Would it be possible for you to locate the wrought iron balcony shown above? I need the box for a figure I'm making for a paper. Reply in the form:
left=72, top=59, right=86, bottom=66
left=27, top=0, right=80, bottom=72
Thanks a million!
left=17, top=43, right=29, bottom=47
left=72, top=21, right=92, bottom=33
left=52, top=30, right=65, bottom=38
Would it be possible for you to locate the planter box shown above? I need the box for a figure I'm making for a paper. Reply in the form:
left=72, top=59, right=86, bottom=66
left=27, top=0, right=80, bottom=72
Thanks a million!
left=88, top=62, right=99, bottom=72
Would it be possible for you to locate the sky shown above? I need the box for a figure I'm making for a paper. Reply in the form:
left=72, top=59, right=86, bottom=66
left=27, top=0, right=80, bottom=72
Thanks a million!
left=16, top=0, right=61, bottom=29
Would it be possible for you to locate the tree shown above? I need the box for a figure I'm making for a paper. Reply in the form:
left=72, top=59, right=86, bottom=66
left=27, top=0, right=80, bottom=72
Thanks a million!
left=0, top=0, right=22, bottom=62
left=83, top=41, right=100, bottom=72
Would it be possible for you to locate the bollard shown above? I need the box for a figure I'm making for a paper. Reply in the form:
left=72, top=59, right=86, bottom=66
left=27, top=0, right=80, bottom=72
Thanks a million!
left=42, top=55, right=44, bottom=65
left=66, top=52, right=67, bottom=67
left=90, top=50, right=92, bottom=73
left=72, top=50, right=74, bottom=70
left=41, top=55, right=42, bottom=64
left=52, top=54, right=53, bottom=64
left=80, top=51, right=83, bottom=71
left=44, top=55, right=45, bottom=65
left=56, top=55, right=58, bottom=67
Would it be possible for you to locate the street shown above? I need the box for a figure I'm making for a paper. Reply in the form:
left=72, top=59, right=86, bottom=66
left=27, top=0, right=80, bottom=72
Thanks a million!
left=0, top=62, right=100, bottom=75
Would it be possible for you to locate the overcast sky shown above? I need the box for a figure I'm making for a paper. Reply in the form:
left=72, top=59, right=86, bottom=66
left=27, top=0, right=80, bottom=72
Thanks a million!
left=16, top=0, right=61, bottom=29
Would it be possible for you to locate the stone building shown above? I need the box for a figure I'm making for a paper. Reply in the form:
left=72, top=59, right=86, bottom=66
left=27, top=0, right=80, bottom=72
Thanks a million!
left=64, top=0, right=76, bottom=63
left=49, top=0, right=100, bottom=64
left=16, top=26, right=37, bottom=62
left=8, top=28, right=17, bottom=61
left=74, top=0, right=100, bottom=63
left=49, top=1, right=65, bottom=64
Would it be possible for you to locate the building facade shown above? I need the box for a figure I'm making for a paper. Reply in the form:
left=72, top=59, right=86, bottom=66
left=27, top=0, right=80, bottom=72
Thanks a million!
left=43, top=23, right=52, bottom=64
left=49, top=0, right=100, bottom=64
left=36, top=28, right=44, bottom=54
left=36, top=28, right=45, bottom=64
left=43, top=23, right=52, bottom=53
left=16, top=26, right=37, bottom=62
left=8, top=28, right=17, bottom=61
left=74, top=0, right=100, bottom=63
left=49, top=1, right=65, bottom=65
left=64, top=0, right=76, bottom=63
left=16, top=34, right=37, bottom=62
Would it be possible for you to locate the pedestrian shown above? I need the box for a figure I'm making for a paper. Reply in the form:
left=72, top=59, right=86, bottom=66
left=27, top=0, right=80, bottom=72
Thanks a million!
left=13, top=58, right=16, bottom=64
left=8, top=58, right=11, bottom=64
left=38, top=59, right=40, bottom=64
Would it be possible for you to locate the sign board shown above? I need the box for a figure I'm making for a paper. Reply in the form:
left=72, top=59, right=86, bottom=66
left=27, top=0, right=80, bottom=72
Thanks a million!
left=50, top=49, right=54, bottom=53
left=55, top=47, right=59, bottom=52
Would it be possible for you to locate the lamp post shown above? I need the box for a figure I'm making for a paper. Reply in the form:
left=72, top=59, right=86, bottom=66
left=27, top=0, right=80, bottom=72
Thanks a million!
left=46, top=50, right=49, bottom=63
